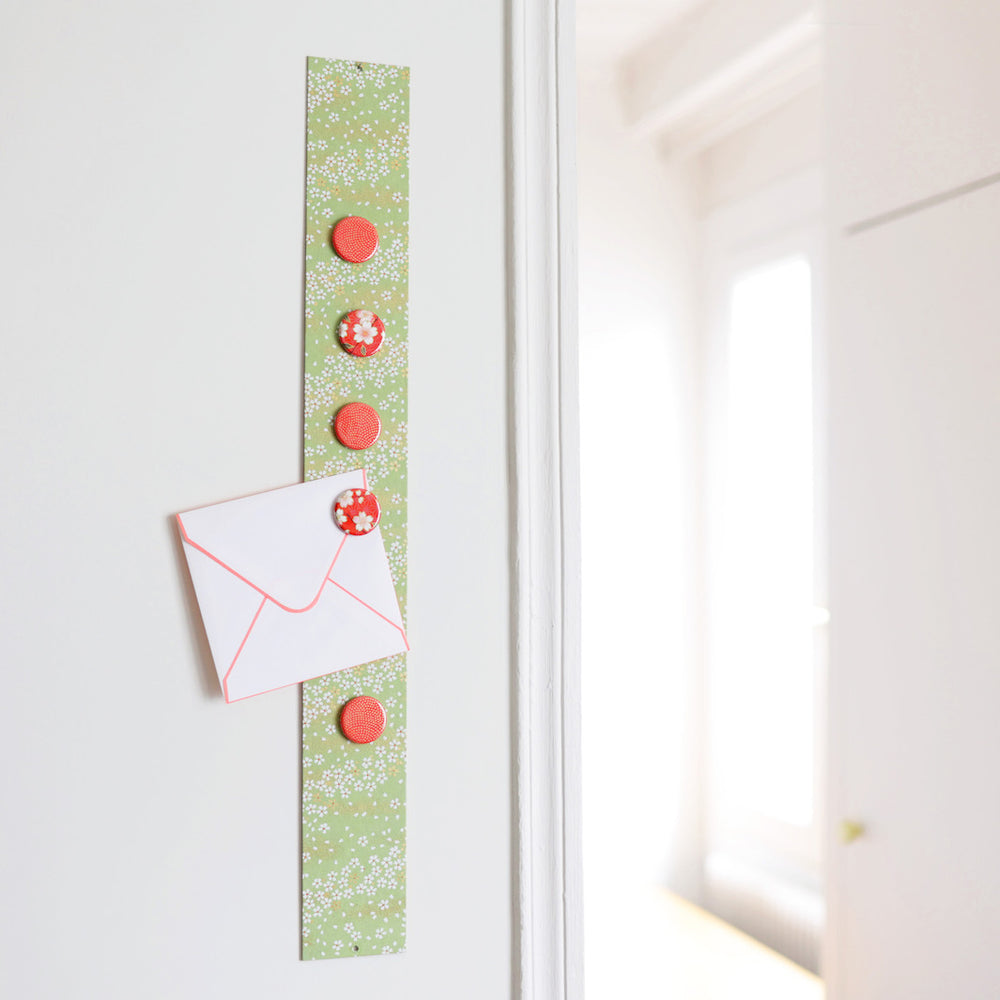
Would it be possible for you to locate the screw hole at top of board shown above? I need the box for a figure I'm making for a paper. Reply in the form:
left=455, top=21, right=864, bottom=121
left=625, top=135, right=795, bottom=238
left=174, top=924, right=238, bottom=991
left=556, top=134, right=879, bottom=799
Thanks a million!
left=355, top=62, right=364, bottom=71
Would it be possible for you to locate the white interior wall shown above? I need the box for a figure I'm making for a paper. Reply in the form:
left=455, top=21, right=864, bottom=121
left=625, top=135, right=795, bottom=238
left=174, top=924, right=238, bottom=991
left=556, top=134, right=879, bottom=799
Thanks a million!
left=825, top=2, right=1000, bottom=995
left=0, top=2, right=511, bottom=997
left=828, top=0, right=1000, bottom=229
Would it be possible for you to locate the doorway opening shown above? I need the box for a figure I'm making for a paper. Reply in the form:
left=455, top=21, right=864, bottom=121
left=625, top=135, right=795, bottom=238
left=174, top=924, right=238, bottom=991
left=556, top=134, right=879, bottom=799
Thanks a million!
left=577, top=2, right=826, bottom=995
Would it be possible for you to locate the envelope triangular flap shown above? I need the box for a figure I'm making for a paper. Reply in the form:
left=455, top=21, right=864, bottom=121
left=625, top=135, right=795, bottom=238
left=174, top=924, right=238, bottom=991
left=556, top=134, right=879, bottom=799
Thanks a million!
left=328, top=528, right=405, bottom=627
left=179, top=471, right=366, bottom=611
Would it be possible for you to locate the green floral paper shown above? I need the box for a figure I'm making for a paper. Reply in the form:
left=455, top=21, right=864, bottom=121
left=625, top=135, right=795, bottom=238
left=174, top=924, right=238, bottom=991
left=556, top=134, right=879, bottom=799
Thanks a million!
left=301, top=56, right=409, bottom=961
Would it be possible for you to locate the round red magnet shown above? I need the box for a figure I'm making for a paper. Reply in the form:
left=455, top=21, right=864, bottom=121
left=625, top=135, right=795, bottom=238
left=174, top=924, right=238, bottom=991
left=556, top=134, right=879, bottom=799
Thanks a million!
left=332, top=216, right=379, bottom=263
left=334, top=402, right=382, bottom=450
left=340, top=696, right=387, bottom=744
left=333, top=487, right=381, bottom=536
left=337, top=309, right=385, bottom=358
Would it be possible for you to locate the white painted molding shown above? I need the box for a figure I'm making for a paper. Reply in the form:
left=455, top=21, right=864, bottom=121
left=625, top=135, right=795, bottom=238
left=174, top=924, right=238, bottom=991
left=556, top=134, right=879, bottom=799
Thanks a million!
left=508, top=0, right=583, bottom=997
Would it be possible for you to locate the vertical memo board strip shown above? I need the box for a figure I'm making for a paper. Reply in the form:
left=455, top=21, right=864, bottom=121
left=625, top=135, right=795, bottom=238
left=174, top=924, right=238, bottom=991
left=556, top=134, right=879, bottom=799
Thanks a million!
left=301, top=57, right=409, bottom=961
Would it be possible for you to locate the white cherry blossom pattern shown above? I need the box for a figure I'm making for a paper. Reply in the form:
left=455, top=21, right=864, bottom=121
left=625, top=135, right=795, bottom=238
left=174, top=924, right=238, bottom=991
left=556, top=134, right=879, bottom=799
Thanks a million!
left=333, top=487, right=381, bottom=536
left=338, top=308, right=385, bottom=358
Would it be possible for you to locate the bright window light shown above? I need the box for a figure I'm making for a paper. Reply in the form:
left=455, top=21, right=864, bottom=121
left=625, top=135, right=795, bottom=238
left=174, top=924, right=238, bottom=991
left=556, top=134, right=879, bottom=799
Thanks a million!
left=710, top=255, right=818, bottom=831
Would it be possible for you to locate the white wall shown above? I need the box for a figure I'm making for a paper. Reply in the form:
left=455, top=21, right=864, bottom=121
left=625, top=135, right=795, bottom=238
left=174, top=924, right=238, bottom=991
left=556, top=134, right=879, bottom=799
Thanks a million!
left=828, top=0, right=1000, bottom=229
left=577, top=64, right=701, bottom=949
left=826, top=2, right=1000, bottom=995
left=0, top=2, right=511, bottom=997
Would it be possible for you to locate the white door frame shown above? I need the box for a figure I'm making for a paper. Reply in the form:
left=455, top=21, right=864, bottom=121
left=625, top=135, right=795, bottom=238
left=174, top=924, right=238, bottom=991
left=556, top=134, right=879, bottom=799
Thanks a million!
left=508, top=0, right=583, bottom=997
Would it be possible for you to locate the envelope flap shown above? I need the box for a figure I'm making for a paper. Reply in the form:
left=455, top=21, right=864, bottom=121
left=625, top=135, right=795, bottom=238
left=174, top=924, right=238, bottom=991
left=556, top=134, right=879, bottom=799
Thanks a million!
left=328, top=528, right=405, bottom=627
left=178, top=471, right=366, bottom=610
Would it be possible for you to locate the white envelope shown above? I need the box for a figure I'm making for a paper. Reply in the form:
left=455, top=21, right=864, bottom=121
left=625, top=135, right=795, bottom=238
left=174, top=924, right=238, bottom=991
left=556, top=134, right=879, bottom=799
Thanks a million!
left=177, top=470, right=408, bottom=703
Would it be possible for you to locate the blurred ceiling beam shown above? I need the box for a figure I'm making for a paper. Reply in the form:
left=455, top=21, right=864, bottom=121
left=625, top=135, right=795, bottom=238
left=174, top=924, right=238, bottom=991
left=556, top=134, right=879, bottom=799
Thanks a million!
left=620, top=0, right=823, bottom=157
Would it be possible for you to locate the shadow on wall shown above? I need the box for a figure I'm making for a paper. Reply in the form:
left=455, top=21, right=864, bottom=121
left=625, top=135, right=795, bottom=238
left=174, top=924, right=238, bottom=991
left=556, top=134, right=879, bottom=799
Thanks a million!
left=168, top=515, right=221, bottom=699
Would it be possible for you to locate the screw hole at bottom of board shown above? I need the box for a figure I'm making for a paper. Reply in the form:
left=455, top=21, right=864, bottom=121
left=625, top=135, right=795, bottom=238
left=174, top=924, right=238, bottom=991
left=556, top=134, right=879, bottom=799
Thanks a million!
left=353, top=945, right=360, bottom=952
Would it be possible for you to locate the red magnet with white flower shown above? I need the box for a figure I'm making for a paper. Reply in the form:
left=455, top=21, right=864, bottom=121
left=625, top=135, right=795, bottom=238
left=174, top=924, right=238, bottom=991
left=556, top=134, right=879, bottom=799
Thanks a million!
left=338, top=309, right=384, bottom=358
left=334, top=487, right=381, bottom=536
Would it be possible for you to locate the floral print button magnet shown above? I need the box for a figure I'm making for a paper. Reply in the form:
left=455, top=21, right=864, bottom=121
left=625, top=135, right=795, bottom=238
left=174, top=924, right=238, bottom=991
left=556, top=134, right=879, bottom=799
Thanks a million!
left=334, top=487, right=381, bottom=536
left=338, top=309, right=385, bottom=358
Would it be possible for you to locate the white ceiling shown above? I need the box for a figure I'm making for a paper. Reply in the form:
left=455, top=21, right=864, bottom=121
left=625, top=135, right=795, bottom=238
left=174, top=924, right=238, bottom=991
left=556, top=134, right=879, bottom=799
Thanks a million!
left=576, top=0, right=706, bottom=69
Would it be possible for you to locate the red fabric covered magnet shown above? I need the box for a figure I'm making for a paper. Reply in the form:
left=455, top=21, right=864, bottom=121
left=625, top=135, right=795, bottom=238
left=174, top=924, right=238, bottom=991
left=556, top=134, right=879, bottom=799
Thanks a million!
left=334, top=402, right=382, bottom=450
left=333, top=487, right=381, bottom=536
left=340, top=696, right=387, bottom=744
left=332, top=216, right=379, bottom=263
left=338, top=309, right=385, bottom=358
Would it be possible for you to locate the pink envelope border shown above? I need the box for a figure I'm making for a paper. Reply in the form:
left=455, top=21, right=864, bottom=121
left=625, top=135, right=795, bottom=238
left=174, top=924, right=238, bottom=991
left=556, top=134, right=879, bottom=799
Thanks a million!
left=177, top=476, right=409, bottom=703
